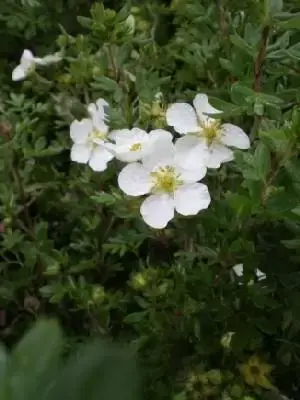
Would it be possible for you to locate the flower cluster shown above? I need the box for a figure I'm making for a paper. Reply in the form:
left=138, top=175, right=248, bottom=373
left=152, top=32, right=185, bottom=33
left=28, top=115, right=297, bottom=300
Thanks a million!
left=68, top=94, right=250, bottom=228
left=12, top=50, right=250, bottom=229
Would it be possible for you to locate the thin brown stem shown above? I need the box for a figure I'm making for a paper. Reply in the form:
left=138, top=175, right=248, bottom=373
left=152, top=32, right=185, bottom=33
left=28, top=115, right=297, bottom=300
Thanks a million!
left=217, top=1, right=229, bottom=41
left=107, top=46, right=118, bottom=81
left=253, top=25, right=270, bottom=92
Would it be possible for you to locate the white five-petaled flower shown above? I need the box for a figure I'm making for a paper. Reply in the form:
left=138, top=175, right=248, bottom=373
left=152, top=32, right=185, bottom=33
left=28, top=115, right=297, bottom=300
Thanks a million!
left=232, top=264, right=266, bottom=283
left=118, top=133, right=210, bottom=229
left=166, top=93, right=250, bottom=169
left=70, top=98, right=114, bottom=172
left=109, top=128, right=171, bottom=163
left=12, top=49, right=62, bottom=82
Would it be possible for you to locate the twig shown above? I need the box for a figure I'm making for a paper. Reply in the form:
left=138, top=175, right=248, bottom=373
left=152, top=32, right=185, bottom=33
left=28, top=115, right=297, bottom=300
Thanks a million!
left=217, top=0, right=229, bottom=54
left=106, top=46, right=118, bottom=81
left=253, top=25, right=270, bottom=92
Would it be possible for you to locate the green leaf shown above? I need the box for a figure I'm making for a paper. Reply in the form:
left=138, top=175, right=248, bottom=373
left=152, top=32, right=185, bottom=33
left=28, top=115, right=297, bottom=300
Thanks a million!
left=92, top=76, right=118, bottom=92
left=90, top=192, right=117, bottom=206
left=46, top=340, right=140, bottom=400
left=8, top=319, right=63, bottom=400
left=254, top=142, right=271, bottom=182
left=279, top=15, right=300, bottom=30
left=231, top=82, right=255, bottom=105
left=123, top=311, right=148, bottom=324
left=229, top=34, right=254, bottom=57
left=267, top=0, right=283, bottom=15
left=77, top=16, right=93, bottom=29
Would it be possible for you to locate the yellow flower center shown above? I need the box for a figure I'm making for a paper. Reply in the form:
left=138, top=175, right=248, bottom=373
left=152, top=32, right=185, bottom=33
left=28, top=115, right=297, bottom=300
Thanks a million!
left=199, top=119, right=221, bottom=146
left=130, top=143, right=142, bottom=151
left=89, top=129, right=107, bottom=143
left=150, top=166, right=183, bottom=193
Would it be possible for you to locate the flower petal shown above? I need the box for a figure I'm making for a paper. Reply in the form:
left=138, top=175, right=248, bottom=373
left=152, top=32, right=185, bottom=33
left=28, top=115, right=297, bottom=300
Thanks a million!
left=109, top=129, right=130, bottom=142
left=206, top=143, right=234, bottom=169
left=174, top=183, right=210, bottom=216
left=174, top=135, right=208, bottom=171
left=142, top=137, right=175, bottom=171
left=166, top=103, right=199, bottom=134
left=148, top=129, right=173, bottom=142
left=92, top=118, right=109, bottom=134
left=233, top=264, right=244, bottom=277
left=20, top=49, right=35, bottom=69
left=70, top=143, right=91, bottom=164
left=87, top=98, right=109, bottom=120
left=221, top=123, right=250, bottom=149
left=70, top=119, right=93, bottom=144
left=256, top=268, right=266, bottom=281
left=89, top=146, right=114, bottom=172
left=140, top=194, right=174, bottom=229
left=12, top=65, right=26, bottom=81
left=176, top=165, right=207, bottom=182
left=118, top=163, right=152, bottom=196
left=115, top=147, right=145, bottom=163
left=115, top=128, right=148, bottom=145
left=193, top=94, right=221, bottom=123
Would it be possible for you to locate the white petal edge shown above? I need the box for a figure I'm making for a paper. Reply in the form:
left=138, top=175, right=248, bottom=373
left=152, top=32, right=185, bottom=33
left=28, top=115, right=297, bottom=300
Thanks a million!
left=70, top=119, right=93, bottom=144
left=233, top=264, right=244, bottom=277
left=174, top=183, right=211, bottom=216
left=142, top=137, right=175, bottom=171
left=174, top=135, right=208, bottom=172
left=176, top=165, right=207, bottom=183
left=89, top=146, right=114, bottom=172
left=20, top=49, right=35, bottom=69
left=114, top=128, right=148, bottom=145
left=118, top=163, right=152, bottom=196
left=12, top=65, right=26, bottom=81
left=166, top=102, right=199, bottom=134
left=140, top=194, right=174, bottom=229
left=148, top=129, right=173, bottom=143
left=115, top=147, right=145, bottom=163
left=109, top=129, right=131, bottom=142
left=206, top=144, right=234, bottom=169
left=193, top=93, right=222, bottom=123
left=220, top=123, right=250, bottom=150
left=256, top=268, right=266, bottom=281
left=70, top=143, right=91, bottom=164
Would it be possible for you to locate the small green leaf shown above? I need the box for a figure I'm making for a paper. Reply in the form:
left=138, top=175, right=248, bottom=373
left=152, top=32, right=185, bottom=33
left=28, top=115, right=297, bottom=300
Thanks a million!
left=77, top=16, right=93, bottom=28
left=92, top=76, right=118, bottom=92
left=229, top=34, right=254, bottom=57
left=279, top=15, right=300, bottom=29
left=267, top=0, right=283, bottom=15
left=254, top=142, right=271, bottom=182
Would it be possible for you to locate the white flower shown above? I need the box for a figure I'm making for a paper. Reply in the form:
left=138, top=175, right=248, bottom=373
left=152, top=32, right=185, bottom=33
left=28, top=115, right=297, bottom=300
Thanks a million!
left=232, top=264, right=266, bottom=283
left=109, top=128, right=172, bottom=163
left=70, top=98, right=114, bottom=172
left=118, top=134, right=210, bottom=229
left=166, top=93, right=250, bottom=169
left=12, top=49, right=62, bottom=81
